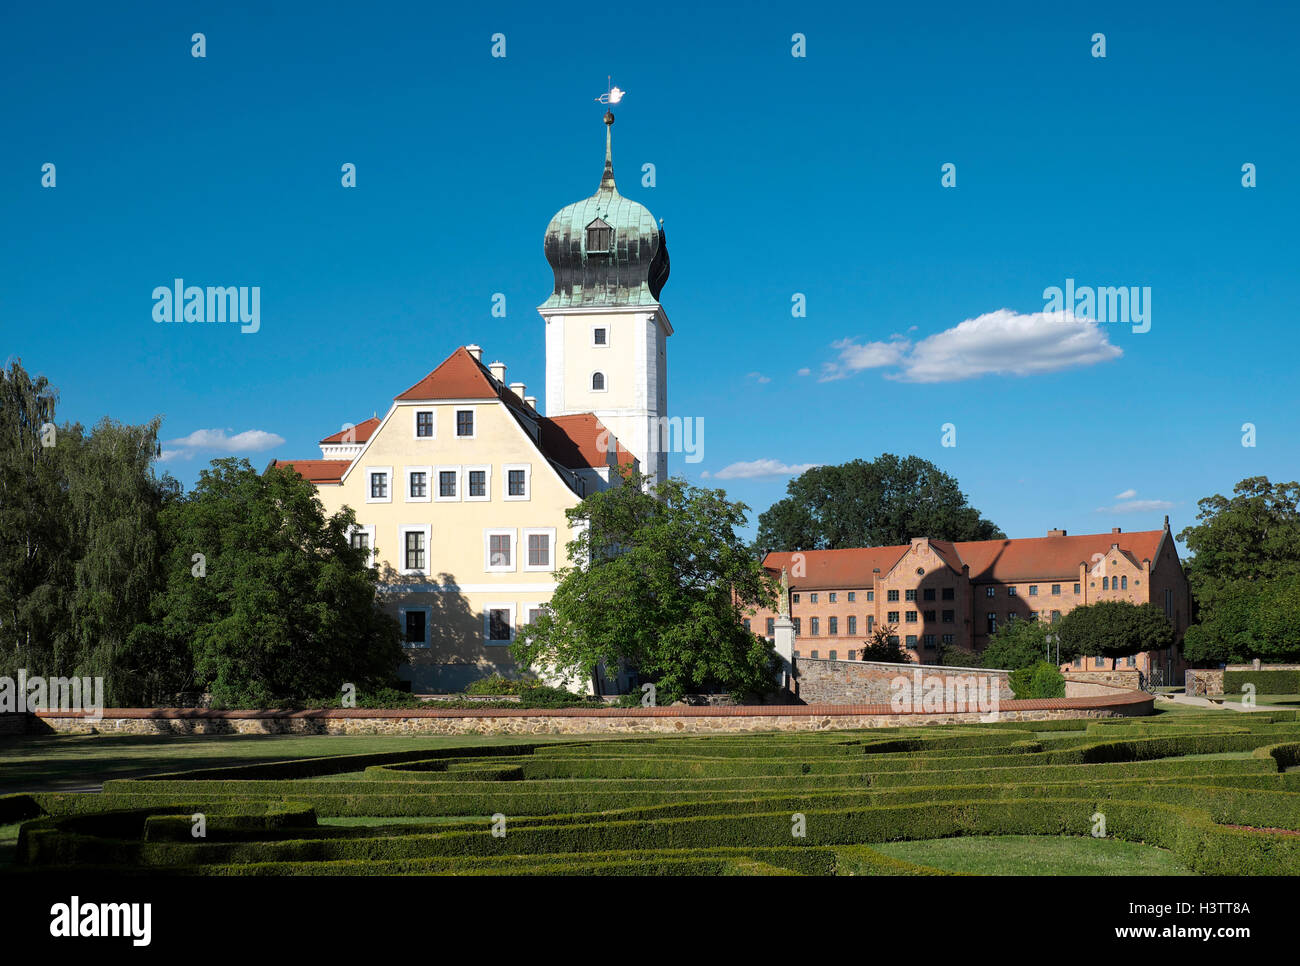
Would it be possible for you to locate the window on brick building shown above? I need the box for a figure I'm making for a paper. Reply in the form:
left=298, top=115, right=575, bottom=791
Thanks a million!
left=867, top=591, right=874, bottom=601
left=888, top=590, right=899, bottom=602
left=848, top=650, right=856, bottom=661
left=986, top=586, right=996, bottom=597
left=810, top=650, right=818, bottom=659
left=923, top=610, right=936, bottom=622
left=1051, top=610, right=1061, bottom=623
left=888, top=611, right=900, bottom=623
left=792, top=618, right=801, bottom=635
left=905, top=611, right=918, bottom=623
left=888, top=635, right=900, bottom=646
left=923, top=634, right=935, bottom=648
left=1121, top=576, right=1128, bottom=590
left=810, top=617, right=819, bottom=636
left=905, top=589, right=917, bottom=601
left=847, top=616, right=856, bottom=635
left=1074, top=583, right=1081, bottom=594
left=766, top=618, right=774, bottom=637
left=828, top=592, right=837, bottom=603
left=810, top=593, right=818, bottom=604
left=1095, top=656, right=1105, bottom=668
left=987, top=612, right=997, bottom=634
left=942, top=587, right=955, bottom=601
left=829, top=650, right=837, bottom=661
left=1126, top=654, right=1136, bottom=667
left=792, top=594, right=800, bottom=604
left=1050, top=584, right=1059, bottom=595
left=848, top=592, right=856, bottom=602
left=867, top=616, right=875, bottom=632
left=1007, top=612, right=1017, bottom=623
left=828, top=616, right=838, bottom=635
left=905, top=635, right=917, bottom=647
left=1008, top=586, right=1017, bottom=597
left=923, top=588, right=936, bottom=601
left=942, top=610, right=954, bottom=623
left=1103, top=577, right=1109, bottom=590
left=942, top=634, right=954, bottom=645
left=1029, top=585, right=1038, bottom=596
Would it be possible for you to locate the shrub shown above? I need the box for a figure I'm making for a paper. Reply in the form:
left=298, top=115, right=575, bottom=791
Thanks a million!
left=1224, top=670, right=1300, bottom=695
left=1009, top=661, right=1065, bottom=699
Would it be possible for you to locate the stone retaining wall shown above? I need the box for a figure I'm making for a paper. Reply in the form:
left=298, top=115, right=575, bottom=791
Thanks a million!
left=1185, top=669, right=1224, bottom=696
left=1063, top=669, right=1144, bottom=690
left=795, top=658, right=1013, bottom=705
left=27, top=690, right=1153, bottom=735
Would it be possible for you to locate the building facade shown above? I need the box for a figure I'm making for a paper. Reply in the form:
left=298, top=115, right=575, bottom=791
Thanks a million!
left=271, top=114, right=667, bottom=692
left=751, top=522, right=1192, bottom=684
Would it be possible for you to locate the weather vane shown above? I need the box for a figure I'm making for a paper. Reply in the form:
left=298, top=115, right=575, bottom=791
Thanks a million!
left=595, top=76, right=624, bottom=106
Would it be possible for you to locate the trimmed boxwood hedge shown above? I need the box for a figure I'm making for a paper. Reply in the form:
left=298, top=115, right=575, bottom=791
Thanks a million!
left=1224, top=670, right=1300, bottom=695
left=12, top=714, right=1300, bottom=876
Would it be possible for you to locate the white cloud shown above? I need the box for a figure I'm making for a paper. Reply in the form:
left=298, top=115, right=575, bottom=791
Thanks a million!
left=159, top=428, right=286, bottom=462
left=1114, top=488, right=1138, bottom=500
left=796, top=367, right=811, bottom=377
left=746, top=371, right=772, bottom=384
left=817, top=309, right=1122, bottom=384
left=710, top=458, right=820, bottom=480
left=1096, top=499, right=1175, bottom=514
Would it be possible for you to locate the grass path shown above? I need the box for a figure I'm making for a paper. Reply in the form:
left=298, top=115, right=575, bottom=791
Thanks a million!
left=873, top=835, right=1197, bottom=875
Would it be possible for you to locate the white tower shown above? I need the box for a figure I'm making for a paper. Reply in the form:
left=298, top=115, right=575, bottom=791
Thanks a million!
left=539, top=111, right=671, bottom=484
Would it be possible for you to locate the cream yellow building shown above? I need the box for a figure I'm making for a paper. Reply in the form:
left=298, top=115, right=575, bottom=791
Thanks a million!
left=272, top=111, right=669, bottom=691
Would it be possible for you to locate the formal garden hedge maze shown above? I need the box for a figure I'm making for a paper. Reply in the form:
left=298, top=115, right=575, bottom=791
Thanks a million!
left=6, top=711, right=1300, bottom=875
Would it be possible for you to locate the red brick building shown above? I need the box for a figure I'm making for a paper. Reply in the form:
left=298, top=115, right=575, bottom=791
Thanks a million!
left=750, top=518, right=1192, bottom=685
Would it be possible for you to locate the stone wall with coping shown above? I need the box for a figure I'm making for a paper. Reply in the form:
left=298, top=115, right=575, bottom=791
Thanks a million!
left=1185, top=669, right=1224, bottom=696
left=26, top=690, right=1152, bottom=736
left=1063, top=669, right=1144, bottom=690
left=795, top=658, right=1013, bottom=705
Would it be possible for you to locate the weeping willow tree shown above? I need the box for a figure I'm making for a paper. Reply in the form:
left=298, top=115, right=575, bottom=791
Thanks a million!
left=0, top=358, right=180, bottom=704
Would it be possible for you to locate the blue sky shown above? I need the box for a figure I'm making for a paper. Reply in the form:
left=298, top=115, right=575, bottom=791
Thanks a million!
left=3, top=0, right=1297, bottom=547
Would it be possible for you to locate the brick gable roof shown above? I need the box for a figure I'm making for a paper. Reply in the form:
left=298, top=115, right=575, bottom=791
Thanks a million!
left=763, top=529, right=1168, bottom=588
left=539, top=413, right=636, bottom=470
left=319, top=416, right=380, bottom=445
left=269, top=459, right=350, bottom=484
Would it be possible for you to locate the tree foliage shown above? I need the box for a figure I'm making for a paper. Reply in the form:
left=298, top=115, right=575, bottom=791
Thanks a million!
left=981, top=618, right=1070, bottom=670
left=1178, top=477, right=1300, bottom=663
left=756, top=454, right=1003, bottom=553
left=510, top=468, right=778, bottom=703
left=857, top=624, right=910, bottom=663
left=0, top=359, right=176, bottom=703
left=139, top=459, right=403, bottom=706
left=1056, top=600, right=1174, bottom=667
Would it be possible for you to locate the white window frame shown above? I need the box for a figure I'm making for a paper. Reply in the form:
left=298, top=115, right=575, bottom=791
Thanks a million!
left=591, top=324, right=609, bottom=347
left=454, top=407, right=476, bottom=439
left=589, top=370, right=608, bottom=393
left=484, top=528, right=516, bottom=573
left=412, top=408, right=436, bottom=440
left=483, top=602, right=516, bottom=646
left=347, top=523, right=377, bottom=568
left=365, top=466, right=393, bottom=504
left=434, top=465, right=462, bottom=503
left=405, top=465, right=432, bottom=503
left=522, top=527, right=557, bottom=572
left=398, top=605, right=432, bottom=648
left=398, top=524, right=432, bottom=576
left=503, top=463, right=531, bottom=502
left=464, top=464, right=492, bottom=502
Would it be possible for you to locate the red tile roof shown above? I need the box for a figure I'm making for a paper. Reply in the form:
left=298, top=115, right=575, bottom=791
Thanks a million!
left=539, top=414, right=636, bottom=470
left=319, top=416, right=380, bottom=445
left=763, top=529, right=1168, bottom=587
left=269, top=459, right=350, bottom=484
left=394, top=346, right=500, bottom=401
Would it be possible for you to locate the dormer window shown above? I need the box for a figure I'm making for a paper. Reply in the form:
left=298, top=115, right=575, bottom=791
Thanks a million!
left=585, top=218, right=612, bottom=253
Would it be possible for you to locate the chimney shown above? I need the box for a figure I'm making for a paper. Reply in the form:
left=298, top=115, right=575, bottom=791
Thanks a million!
left=508, top=381, right=526, bottom=401
left=1111, top=527, right=1122, bottom=534
left=489, top=361, right=506, bottom=384
left=1047, top=528, right=1067, bottom=537
left=1112, top=543, right=1120, bottom=550
left=465, top=344, right=482, bottom=361
left=524, top=395, right=537, bottom=409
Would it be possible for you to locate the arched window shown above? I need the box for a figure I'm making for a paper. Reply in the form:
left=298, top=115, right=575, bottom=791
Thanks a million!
left=591, top=372, right=605, bottom=391
left=1102, top=577, right=1109, bottom=590
left=1121, top=575, right=1128, bottom=590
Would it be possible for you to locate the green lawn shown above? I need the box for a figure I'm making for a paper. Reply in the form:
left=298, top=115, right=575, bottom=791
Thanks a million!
left=873, top=835, right=1197, bottom=875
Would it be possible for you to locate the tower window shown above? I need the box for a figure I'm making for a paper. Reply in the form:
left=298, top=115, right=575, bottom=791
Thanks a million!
left=593, top=327, right=607, bottom=346
left=585, top=218, right=612, bottom=253
left=592, top=372, right=606, bottom=391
